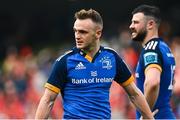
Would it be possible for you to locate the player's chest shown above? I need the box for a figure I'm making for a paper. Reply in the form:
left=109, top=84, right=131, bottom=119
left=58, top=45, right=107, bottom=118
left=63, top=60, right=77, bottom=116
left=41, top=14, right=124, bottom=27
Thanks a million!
left=67, top=56, right=116, bottom=84
left=69, top=59, right=115, bottom=77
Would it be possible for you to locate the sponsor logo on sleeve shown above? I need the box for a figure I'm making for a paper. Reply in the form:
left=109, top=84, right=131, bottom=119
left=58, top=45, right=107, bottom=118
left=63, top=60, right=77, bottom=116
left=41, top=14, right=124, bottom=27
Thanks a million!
left=143, top=52, right=158, bottom=66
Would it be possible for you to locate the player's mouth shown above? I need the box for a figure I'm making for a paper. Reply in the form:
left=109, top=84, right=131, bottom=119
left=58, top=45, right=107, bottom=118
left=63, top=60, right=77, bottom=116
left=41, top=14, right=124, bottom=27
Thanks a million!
left=76, top=41, right=84, bottom=47
left=76, top=41, right=83, bottom=44
left=130, top=30, right=137, bottom=38
left=132, top=32, right=136, bottom=36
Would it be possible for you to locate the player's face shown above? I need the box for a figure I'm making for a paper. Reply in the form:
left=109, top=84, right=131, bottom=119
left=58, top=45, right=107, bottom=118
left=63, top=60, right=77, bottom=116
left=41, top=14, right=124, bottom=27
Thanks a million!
left=73, top=19, right=100, bottom=49
left=129, top=13, right=147, bottom=42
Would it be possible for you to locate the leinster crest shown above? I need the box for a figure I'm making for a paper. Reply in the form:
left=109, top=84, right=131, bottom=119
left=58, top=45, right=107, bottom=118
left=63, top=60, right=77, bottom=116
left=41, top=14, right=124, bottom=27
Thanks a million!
left=100, top=57, right=112, bottom=69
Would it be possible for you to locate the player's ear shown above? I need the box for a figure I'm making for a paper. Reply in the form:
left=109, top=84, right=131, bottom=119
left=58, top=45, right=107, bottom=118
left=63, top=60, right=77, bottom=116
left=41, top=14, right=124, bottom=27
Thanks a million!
left=147, top=19, right=154, bottom=30
left=96, top=29, right=102, bottom=39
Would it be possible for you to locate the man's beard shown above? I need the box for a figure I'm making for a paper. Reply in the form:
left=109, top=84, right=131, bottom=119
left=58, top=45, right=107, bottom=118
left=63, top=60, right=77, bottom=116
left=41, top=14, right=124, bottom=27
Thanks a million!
left=132, top=29, right=147, bottom=42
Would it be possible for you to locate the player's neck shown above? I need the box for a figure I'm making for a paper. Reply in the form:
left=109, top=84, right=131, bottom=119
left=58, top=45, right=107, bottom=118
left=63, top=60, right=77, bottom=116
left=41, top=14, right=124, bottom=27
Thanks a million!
left=142, top=30, right=159, bottom=46
left=82, top=43, right=100, bottom=58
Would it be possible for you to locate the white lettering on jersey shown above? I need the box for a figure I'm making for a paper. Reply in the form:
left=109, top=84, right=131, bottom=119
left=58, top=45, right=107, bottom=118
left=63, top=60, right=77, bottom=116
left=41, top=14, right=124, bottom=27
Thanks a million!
left=167, top=53, right=174, bottom=58
left=71, top=77, right=113, bottom=84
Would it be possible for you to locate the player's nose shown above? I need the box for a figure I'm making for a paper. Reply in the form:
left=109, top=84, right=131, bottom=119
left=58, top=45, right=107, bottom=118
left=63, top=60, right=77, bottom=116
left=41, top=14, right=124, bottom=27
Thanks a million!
left=129, top=23, right=134, bottom=29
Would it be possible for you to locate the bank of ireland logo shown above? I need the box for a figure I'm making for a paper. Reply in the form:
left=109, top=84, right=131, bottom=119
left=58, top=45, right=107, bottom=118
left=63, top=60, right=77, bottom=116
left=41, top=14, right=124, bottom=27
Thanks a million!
left=100, top=57, right=112, bottom=69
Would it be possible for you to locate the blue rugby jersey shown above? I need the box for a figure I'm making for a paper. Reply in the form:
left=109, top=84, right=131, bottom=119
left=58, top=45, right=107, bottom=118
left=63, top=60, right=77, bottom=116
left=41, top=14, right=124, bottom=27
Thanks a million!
left=135, top=38, right=176, bottom=119
left=45, top=46, right=134, bottom=119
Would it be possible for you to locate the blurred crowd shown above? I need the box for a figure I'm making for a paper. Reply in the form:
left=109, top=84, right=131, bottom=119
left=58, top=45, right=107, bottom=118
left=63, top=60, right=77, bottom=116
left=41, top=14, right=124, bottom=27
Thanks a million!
left=0, top=46, right=64, bottom=118
left=0, top=24, right=180, bottom=119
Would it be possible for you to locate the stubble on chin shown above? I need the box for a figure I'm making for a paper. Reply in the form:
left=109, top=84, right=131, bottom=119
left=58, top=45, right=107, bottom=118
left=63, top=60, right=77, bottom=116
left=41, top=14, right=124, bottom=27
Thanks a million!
left=132, top=30, right=147, bottom=42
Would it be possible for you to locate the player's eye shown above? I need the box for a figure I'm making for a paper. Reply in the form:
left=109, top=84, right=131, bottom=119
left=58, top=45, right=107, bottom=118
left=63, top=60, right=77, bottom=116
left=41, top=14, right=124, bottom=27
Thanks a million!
left=79, top=30, right=88, bottom=34
left=133, top=21, right=139, bottom=24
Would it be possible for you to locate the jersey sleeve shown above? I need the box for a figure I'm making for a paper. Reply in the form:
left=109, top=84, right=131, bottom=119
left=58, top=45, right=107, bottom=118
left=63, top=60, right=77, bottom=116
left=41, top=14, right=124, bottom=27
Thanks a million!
left=143, top=47, right=163, bottom=74
left=114, top=53, right=134, bottom=86
left=44, top=55, right=67, bottom=94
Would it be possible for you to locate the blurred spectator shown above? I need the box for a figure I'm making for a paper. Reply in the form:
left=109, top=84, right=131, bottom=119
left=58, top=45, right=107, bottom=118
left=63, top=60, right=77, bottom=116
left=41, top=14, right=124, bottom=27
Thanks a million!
left=171, top=36, right=180, bottom=118
left=117, top=27, right=140, bottom=71
left=0, top=80, right=25, bottom=118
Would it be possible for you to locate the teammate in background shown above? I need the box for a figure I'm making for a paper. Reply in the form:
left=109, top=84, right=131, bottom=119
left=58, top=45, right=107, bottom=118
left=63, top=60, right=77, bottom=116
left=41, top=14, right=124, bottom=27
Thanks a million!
left=129, top=4, right=176, bottom=119
left=35, top=9, right=154, bottom=119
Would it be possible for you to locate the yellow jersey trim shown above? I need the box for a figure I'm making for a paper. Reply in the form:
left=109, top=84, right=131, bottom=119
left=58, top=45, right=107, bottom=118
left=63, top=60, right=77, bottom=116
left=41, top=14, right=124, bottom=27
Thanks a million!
left=145, top=64, right=162, bottom=74
left=85, top=55, right=93, bottom=62
left=44, top=83, right=60, bottom=93
left=121, top=75, right=134, bottom=86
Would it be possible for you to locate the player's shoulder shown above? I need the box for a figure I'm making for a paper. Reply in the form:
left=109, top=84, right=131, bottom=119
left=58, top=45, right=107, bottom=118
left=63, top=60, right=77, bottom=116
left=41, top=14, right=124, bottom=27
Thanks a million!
left=144, top=38, right=160, bottom=51
left=103, top=46, right=123, bottom=60
left=56, top=49, right=74, bottom=62
left=103, top=46, right=118, bottom=54
left=144, top=38, right=170, bottom=51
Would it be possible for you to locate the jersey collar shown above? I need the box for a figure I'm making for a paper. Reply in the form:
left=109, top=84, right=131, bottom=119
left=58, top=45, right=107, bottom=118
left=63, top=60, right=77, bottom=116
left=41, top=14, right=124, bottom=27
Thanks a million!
left=73, top=46, right=103, bottom=62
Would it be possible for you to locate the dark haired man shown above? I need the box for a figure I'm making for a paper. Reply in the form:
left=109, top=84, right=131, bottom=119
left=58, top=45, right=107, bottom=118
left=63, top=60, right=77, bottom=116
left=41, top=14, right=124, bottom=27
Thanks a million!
left=129, top=5, right=176, bottom=119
